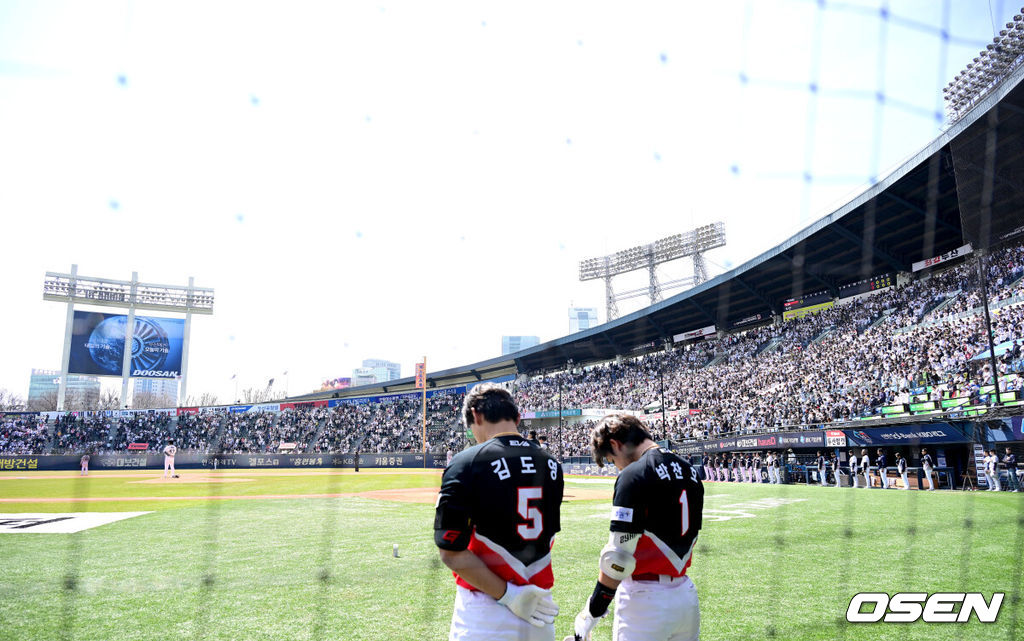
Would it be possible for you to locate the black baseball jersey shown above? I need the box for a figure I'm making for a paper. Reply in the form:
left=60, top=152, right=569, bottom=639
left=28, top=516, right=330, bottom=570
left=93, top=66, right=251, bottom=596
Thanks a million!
left=434, top=434, right=564, bottom=591
left=921, top=454, right=933, bottom=469
left=897, top=458, right=907, bottom=473
left=877, top=454, right=887, bottom=469
left=609, top=446, right=704, bottom=578
left=815, top=455, right=826, bottom=470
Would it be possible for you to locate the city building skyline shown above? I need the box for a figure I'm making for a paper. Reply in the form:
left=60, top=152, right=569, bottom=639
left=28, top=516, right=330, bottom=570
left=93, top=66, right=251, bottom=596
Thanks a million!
left=132, top=377, right=179, bottom=405
left=27, top=368, right=99, bottom=409
left=351, top=367, right=377, bottom=387
left=568, top=307, right=599, bottom=334
left=501, top=335, right=540, bottom=355
left=361, top=358, right=401, bottom=383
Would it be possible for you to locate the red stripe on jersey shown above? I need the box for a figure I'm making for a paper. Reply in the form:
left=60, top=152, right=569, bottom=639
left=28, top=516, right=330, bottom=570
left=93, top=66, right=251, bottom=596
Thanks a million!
left=453, top=532, right=554, bottom=591
left=632, top=534, right=691, bottom=578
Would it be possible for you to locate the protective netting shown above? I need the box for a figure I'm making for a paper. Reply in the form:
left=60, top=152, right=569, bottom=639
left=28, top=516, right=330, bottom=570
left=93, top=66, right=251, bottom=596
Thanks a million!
left=1, top=2, right=1022, bottom=640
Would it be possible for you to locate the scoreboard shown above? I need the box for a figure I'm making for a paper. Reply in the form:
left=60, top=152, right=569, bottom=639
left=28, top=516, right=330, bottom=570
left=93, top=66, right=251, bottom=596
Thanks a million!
left=783, top=290, right=832, bottom=310
left=839, top=273, right=893, bottom=298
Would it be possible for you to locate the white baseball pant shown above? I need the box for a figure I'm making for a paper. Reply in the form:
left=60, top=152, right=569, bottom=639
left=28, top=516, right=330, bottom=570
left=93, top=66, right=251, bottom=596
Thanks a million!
left=612, top=575, right=699, bottom=641
left=923, top=467, right=934, bottom=490
left=448, top=585, right=554, bottom=641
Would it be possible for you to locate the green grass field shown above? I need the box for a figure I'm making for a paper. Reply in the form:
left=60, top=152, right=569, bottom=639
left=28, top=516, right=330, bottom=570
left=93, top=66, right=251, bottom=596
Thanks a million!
left=0, top=470, right=1021, bottom=641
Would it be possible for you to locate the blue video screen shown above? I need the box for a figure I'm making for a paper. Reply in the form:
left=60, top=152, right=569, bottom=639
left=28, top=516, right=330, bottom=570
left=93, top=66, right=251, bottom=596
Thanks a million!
left=68, top=312, right=184, bottom=378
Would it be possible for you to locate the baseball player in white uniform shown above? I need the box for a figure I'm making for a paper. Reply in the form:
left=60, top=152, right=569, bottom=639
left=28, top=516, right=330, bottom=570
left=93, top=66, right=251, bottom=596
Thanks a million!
left=860, top=449, right=871, bottom=488
left=986, top=450, right=1001, bottom=491
left=920, top=448, right=935, bottom=491
left=570, top=414, right=703, bottom=641
left=163, top=440, right=177, bottom=478
left=849, top=450, right=859, bottom=488
left=896, top=453, right=909, bottom=489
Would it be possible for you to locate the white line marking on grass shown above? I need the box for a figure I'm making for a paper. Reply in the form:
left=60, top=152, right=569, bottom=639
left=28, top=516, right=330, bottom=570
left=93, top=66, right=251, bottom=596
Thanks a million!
left=703, top=498, right=807, bottom=522
left=0, top=512, right=152, bottom=533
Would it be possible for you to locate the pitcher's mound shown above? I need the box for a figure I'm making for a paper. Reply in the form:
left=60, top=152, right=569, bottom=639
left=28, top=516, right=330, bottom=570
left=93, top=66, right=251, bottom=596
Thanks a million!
left=131, top=476, right=255, bottom=484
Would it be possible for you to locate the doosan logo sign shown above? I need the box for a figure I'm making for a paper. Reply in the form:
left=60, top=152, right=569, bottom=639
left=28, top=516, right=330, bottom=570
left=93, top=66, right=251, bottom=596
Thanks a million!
left=847, top=593, right=1003, bottom=623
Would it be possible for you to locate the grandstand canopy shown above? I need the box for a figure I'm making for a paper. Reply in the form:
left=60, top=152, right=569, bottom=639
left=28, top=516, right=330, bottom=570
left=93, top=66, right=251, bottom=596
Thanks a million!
left=299, top=64, right=1024, bottom=401
left=505, top=63, right=1024, bottom=374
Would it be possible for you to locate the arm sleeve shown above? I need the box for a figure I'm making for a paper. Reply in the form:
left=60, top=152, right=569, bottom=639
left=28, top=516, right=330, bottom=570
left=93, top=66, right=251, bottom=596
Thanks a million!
left=609, top=470, right=645, bottom=534
left=434, top=453, right=473, bottom=550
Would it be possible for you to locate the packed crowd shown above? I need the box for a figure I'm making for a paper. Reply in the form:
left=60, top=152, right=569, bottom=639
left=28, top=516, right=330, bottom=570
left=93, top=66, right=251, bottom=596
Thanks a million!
left=311, top=393, right=464, bottom=454
left=174, top=412, right=223, bottom=451
left=50, top=415, right=111, bottom=454
left=217, top=412, right=281, bottom=453
left=110, top=414, right=174, bottom=450
left=0, top=416, right=49, bottom=455
left=513, top=242, right=1024, bottom=438
left=3, top=241, right=1024, bottom=456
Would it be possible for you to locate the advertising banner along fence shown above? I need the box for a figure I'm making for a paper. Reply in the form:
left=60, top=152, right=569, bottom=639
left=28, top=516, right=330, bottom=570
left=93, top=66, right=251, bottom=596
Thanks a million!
left=0, top=452, right=447, bottom=472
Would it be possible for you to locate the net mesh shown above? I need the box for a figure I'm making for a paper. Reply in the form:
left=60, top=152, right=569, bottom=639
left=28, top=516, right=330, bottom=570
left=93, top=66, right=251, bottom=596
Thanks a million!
left=0, top=1, right=1018, bottom=639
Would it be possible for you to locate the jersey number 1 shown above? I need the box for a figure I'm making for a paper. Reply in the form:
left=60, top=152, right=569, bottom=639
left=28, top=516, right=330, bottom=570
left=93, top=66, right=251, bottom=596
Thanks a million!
left=679, top=490, right=690, bottom=536
left=517, top=487, right=543, bottom=540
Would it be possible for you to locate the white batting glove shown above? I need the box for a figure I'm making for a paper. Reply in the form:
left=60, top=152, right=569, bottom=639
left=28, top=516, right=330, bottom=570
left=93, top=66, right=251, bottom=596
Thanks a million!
left=497, top=582, right=559, bottom=627
left=573, top=598, right=604, bottom=640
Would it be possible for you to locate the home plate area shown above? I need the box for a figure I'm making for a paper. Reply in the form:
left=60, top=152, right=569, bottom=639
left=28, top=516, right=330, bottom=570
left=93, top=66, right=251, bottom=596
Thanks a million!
left=0, top=512, right=151, bottom=533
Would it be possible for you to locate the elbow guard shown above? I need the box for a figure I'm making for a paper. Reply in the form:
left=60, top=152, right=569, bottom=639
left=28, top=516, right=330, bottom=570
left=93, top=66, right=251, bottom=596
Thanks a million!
left=599, top=532, right=639, bottom=581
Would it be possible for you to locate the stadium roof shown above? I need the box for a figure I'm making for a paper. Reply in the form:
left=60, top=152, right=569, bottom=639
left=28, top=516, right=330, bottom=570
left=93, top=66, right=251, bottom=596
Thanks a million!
left=297, top=63, right=1024, bottom=401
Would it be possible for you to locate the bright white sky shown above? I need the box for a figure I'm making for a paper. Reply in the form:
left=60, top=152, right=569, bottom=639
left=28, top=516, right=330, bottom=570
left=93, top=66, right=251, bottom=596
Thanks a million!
left=0, top=0, right=1014, bottom=403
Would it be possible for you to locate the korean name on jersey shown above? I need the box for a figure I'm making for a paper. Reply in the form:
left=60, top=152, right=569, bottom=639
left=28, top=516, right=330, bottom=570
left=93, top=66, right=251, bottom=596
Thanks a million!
left=434, top=436, right=564, bottom=591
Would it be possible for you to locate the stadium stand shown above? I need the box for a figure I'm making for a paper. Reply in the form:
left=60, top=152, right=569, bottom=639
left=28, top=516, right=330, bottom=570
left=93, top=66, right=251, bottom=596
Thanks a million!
left=2, top=240, right=1023, bottom=459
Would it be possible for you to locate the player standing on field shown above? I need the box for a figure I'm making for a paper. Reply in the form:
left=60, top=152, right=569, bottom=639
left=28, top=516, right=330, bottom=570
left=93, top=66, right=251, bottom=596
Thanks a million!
left=434, top=383, right=563, bottom=641
left=570, top=414, right=703, bottom=641
left=163, top=439, right=177, bottom=479
left=920, top=447, right=935, bottom=491
left=875, top=449, right=889, bottom=489
left=896, top=452, right=909, bottom=489
left=815, top=451, right=827, bottom=487
left=860, top=449, right=871, bottom=488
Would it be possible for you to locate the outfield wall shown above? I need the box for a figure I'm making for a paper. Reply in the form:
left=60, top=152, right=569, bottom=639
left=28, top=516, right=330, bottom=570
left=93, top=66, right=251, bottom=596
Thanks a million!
left=673, top=418, right=1024, bottom=455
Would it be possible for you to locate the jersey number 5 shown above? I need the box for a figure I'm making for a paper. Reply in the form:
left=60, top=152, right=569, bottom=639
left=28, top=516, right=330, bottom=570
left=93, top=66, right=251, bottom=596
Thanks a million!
left=517, top=487, right=543, bottom=540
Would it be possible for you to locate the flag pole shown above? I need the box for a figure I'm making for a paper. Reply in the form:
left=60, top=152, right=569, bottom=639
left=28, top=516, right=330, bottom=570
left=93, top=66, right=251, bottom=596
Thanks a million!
left=421, top=356, right=427, bottom=468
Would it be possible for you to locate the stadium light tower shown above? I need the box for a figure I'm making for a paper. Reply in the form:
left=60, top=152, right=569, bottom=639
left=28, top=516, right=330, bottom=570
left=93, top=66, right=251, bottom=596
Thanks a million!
left=579, top=223, right=726, bottom=321
left=943, top=7, right=1024, bottom=122
left=42, top=265, right=214, bottom=410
